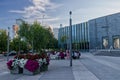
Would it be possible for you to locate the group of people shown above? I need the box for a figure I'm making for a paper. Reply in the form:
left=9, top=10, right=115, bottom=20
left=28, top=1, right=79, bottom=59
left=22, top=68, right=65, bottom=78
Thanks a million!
left=48, top=50, right=81, bottom=60
left=72, top=51, right=81, bottom=59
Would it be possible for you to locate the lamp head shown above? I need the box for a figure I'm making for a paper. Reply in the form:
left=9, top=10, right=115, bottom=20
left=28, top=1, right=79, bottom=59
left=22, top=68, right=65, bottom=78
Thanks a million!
left=69, top=11, right=72, bottom=15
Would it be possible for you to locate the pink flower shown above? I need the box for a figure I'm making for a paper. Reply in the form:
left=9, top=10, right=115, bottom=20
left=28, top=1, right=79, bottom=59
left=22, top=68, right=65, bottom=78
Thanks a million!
left=6, top=60, right=13, bottom=70
left=25, top=60, right=39, bottom=72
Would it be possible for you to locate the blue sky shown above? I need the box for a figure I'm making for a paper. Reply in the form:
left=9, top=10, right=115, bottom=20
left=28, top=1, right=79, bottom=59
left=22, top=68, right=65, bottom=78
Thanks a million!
left=1, top=0, right=120, bottom=30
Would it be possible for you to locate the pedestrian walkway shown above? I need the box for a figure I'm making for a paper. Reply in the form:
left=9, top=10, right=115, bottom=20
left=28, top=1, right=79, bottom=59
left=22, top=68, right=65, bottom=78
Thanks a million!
left=0, top=55, right=100, bottom=80
left=13, top=59, right=99, bottom=80
left=39, top=60, right=75, bottom=80
left=1, top=53, right=120, bottom=80
left=39, top=59, right=99, bottom=80
left=72, top=60, right=99, bottom=80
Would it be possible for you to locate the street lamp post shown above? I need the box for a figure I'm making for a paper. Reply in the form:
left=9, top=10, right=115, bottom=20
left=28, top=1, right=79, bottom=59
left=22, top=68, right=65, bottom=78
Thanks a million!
left=69, top=11, right=72, bottom=67
left=7, top=27, right=10, bottom=61
left=32, top=40, right=34, bottom=53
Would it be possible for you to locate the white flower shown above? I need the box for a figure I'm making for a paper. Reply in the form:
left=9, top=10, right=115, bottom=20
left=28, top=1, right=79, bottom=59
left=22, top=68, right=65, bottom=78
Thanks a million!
left=12, top=59, right=19, bottom=69
left=39, top=59, right=42, bottom=62
left=43, top=58, right=47, bottom=64
left=38, top=59, right=43, bottom=65
left=18, top=59, right=28, bottom=68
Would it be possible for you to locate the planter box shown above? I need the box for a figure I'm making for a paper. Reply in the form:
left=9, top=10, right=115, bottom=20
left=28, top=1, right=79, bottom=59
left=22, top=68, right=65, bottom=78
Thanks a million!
left=10, top=66, right=23, bottom=74
left=23, top=67, right=40, bottom=75
left=40, top=64, right=48, bottom=72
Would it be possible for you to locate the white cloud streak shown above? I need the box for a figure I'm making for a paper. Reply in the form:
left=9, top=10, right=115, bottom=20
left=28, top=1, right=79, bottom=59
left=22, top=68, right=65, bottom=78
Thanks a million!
left=9, top=0, right=62, bottom=24
left=9, top=10, right=26, bottom=14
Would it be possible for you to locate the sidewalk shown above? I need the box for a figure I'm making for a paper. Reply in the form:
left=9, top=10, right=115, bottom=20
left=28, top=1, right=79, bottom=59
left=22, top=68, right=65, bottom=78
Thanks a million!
left=0, top=54, right=3, bottom=57
left=72, top=60, right=99, bottom=80
left=39, top=60, right=75, bottom=80
left=39, top=59, right=99, bottom=80
left=15, top=59, right=99, bottom=80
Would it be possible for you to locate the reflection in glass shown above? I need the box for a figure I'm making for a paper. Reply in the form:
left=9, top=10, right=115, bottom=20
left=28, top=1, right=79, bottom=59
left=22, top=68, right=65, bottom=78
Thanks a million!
left=114, top=38, right=120, bottom=49
left=103, top=38, right=108, bottom=48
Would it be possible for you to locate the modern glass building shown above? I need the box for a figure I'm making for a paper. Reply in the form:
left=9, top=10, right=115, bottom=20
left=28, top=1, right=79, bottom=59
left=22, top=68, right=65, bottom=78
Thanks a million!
left=58, top=22, right=89, bottom=51
left=58, top=12, right=120, bottom=51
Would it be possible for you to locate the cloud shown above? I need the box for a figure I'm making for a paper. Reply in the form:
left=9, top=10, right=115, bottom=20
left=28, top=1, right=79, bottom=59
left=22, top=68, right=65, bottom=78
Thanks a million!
left=44, top=17, right=60, bottom=22
left=8, top=0, right=63, bottom=28
left=23, top=16, right=60, bottom=26
left=9, top=10, right=26, bottom=14
left=9, top=0, right=62, bottom=24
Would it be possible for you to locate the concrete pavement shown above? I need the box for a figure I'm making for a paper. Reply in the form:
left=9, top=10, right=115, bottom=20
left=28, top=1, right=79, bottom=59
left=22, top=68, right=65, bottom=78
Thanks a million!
left=81, top=53, right=120, bottom=80
left=39, top=60, right=75, bottom=80
left=2, top=52, right=120, bottom=80
left=14, top=59, right=98, bottom=80
left=72, top=60, right=99, bottom=80
left=0, top=57, right=99, bottom=80
left=38, top=59, right=99, bottom=80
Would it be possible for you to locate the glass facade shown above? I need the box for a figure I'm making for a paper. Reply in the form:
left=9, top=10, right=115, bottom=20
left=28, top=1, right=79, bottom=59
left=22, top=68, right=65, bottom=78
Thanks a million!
left=58, top=22, right=89, bottom=51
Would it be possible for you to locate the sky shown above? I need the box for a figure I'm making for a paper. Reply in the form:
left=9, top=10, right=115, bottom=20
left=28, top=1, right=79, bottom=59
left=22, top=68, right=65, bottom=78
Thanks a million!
left=1, top=0, right=120, bottom=30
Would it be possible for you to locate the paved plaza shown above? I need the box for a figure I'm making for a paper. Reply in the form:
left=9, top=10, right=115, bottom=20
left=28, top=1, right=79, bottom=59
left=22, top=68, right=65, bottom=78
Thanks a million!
left=0, top=53, right=120, bottom=80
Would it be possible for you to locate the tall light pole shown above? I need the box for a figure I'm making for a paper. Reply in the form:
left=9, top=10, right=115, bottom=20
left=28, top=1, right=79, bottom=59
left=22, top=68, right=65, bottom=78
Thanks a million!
left=42, top=15, right=45, bottom=26
left=69, top=11, right=72, bottom=67
left=32, top=40, right=34, bottom=53
left=7, top=27, right=10, bottom=61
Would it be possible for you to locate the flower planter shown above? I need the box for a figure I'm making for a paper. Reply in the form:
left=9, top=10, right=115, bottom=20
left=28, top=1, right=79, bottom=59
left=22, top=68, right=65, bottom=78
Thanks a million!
left=10, top=66, right=23, bottom=74
left=23, top=67, right=40, bottom=75
left=7, top=54, right=50, bottom=75
left=40, top=64, right=48, bottom=72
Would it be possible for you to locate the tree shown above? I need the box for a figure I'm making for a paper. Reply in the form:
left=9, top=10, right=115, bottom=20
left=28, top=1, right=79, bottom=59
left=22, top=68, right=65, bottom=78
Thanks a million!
left=60, top=35, right=68, bottom=49
left=0, top=30, right=7, bottom=52
left=19, top=21, right=58, bottom=52
left=10, top=38, right=28, bottom=52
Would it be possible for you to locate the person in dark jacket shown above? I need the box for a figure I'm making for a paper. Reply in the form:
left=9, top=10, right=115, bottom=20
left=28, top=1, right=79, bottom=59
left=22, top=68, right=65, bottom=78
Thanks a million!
left=59, top=51, right=65, bottom=59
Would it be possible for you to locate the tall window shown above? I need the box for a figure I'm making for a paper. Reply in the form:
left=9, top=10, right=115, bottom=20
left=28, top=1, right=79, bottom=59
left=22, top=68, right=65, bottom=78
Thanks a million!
left=103, top=37, right=108, bottom=49
left=113, top=38, right=120, bottom=49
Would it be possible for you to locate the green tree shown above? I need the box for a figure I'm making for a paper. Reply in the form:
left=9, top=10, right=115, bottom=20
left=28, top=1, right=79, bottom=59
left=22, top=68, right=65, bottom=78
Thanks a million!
left=19, top=21, right=58, bottom=52
left=60, top=35, right=68, bottom=49
left=60, top=35, right=67, bottom=43
left=0, top=30, right=7, bottom=52
left=10, top=38, right=28, bottom=52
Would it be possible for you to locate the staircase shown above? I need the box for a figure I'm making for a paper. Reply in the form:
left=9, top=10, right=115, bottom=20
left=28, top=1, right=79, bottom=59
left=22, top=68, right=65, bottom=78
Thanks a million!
left=92, top=49, right=120, bottom=57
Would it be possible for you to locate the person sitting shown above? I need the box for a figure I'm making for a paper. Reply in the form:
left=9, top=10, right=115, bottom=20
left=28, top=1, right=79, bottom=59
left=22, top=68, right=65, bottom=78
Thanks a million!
left=72, top=51, right=81, bottom=59
left=59, top=51, right=65, bottom=59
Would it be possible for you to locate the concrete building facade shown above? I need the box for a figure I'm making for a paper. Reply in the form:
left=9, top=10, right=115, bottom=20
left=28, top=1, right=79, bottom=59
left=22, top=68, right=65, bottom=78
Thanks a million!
left=58, top=12, right=120, bottom=50
left=89, top=13, right=120, bottom=49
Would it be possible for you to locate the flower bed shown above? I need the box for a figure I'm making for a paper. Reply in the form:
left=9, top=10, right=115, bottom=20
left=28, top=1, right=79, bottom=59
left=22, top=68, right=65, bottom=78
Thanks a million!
left=7, top=53, right=50, bottom=75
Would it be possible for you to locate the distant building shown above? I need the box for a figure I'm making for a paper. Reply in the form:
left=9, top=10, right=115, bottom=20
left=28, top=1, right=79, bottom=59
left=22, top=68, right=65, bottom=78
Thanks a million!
left=13, top=24, right=19, bottom=38
left=53, top=28, right=59, bottom=39
left=12, top=19, right=24, bottom=38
